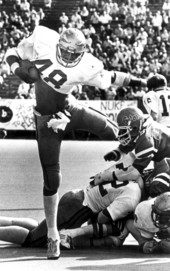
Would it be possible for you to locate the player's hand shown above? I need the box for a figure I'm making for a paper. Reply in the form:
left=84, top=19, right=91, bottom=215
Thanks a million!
left=104, top=150, right=119, bottom=161
left=142, top=240, right=159, bottom=254
left=15, top=59, right=40, bottom=84
left=89, top=172, right=102, bottom=187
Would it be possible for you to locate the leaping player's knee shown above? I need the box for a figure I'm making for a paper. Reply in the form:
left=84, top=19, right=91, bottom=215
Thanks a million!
left=43, top=166, right=62, bottom=196
left=43, top=186, right=58, bottom=196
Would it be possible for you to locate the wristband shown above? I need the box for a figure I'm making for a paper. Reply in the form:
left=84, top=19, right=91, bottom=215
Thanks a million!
left=11, top=62, right=20, bottom=74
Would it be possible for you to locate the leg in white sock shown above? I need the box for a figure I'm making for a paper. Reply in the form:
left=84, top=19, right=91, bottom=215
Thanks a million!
left=44, top=192, right=60, bottom=241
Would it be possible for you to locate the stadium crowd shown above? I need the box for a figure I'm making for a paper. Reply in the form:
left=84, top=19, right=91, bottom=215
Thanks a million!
left=0, top=0, right=170, bottom=100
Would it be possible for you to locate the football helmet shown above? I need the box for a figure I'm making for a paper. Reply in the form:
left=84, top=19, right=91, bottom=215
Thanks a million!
left=134, top=199, right=158, bottom=238
left=117, top=107, right=145, bottom=146
left=147, top=73, right=167, bottom=91
left=57, top=28, right=86, bottom=67
left=151, top=192, right=170, bottom=229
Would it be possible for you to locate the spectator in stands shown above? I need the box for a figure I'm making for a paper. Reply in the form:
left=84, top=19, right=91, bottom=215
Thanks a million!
left=118, top=2, right=128, bottom=21
left=80, top=6, right=89, bottom=22
left=135, top=27, right=148, bottom=47
left=82, top=23, right=96, bottom=37
left=20, top=0, right=30, bottom=13
left=105, top=85, right=116, bottom=100
left=85, top=33, right=93, bottom=52
left=10, top=25, right=24, bottom=45
left=160, top=27, right=170, bottom=45
left=71, top=11, right=82, bottom=25
left=152, top=10, right=163, bottom=35
left=44, top=0, right=52, bottom=9
left=110, top=1, right=119, bottom=19
left=89, top=9, right=100, bottom=28
left=0, top=29, right=9, bottom=50
left=102, top=35, right=113, bottom=51
left=30, top=6, right=41, bottom=29
left=75, top=17, right=85, bottom=29
left=149, top=58, right=162, bottom=75
left=114, top=86, right=128, bottom=100
left=114, top=24, right=125, bottom=40
left=83, top=0, right=99, bottom=10
left=99, top=10, right=112, bottom=25
left=130, top=85, right=146, bottom=100
left=58, top=23, right=67, bottom=34
left=0, top=60, right=10, bottom=77
left=1, top=11, right=9, bottom=28
left=161, top=10, right=169, bottom=28
left=59, top=12, right=69, bottom=26
left=140, top=57, right=150, bottom=76
left=162, top=0, right=170, bottom=17
left=13, top=0, right=22, bottom=13
left=159, top=46, right=168, bottom=65
left=161, top=55, right=170, bottom=78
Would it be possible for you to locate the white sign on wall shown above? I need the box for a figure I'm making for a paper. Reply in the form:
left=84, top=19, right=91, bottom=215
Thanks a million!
left=0, top=99, right=137, bottom=130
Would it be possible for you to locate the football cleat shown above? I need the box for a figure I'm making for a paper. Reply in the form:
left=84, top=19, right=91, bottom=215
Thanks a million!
left=47, top=238, right=60, bottom=260
left=60, top=229, right=73, bottom=249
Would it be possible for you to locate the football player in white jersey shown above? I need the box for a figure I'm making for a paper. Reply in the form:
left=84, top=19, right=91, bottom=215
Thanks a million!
left=143, top=74, right=170, bottom=127
left=126, top=192, right=170, bottom=254
left=5, top=26, right=146, bottom=259
left=0, top=153, right=142, bottom=249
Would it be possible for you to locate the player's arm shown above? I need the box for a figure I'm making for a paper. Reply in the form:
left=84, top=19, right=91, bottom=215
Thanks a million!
left=90, top=163, right=142, bottom=188
left=5, top=32, right=40, bottom=84
left=82, top=55, right=146, bottom=90
left=125, top=219, right=160, bottom=253
left=90, top=152, right=140, bottom=186
left=111, top=72, right=147, bottom=89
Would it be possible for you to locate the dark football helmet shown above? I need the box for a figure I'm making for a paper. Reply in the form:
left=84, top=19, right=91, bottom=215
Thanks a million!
left=117, top=107, right=145, bottom=146
left=57, top=28, right=86, bottom=67
left=147, top=74, right=167, bottom=91
left=151, top=192, right=170, bottom=229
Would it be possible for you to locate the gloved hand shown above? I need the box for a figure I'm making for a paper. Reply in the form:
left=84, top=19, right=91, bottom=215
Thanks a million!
left=142, top=240, right=159, bottom=254
left=89, top=172, right=102, bottom=187
left=104, top=150, right=120, bottom=161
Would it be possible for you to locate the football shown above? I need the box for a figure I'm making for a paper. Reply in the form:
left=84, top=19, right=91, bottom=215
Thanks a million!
left=28, top=66, right=40, bottom=81
left=20, top=59, right=40, bottom=82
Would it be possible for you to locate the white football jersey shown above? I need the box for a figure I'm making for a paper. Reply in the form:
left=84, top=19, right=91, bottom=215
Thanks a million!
left=143, top=88, right=170, bottom=127
left=83, top=181, right=141, bottom=221
left=13, top=25, right=113, bottom=94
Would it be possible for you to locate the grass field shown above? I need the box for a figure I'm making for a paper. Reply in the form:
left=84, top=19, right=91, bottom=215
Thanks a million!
left=0, top=139, right=170, bottom=271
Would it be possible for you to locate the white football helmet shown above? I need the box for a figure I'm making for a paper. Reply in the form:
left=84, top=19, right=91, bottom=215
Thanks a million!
left=57, top=28, right=86, bottom=67
left=134, top=198, right=159, bottom=238
left=152, top=192, right=170, bottom=229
